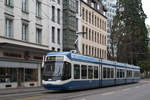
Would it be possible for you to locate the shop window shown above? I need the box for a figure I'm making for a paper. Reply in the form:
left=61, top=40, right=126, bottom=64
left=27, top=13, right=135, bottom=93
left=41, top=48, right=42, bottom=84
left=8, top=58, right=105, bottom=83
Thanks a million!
left=0, top=68, right=17, bottom=83
left=25, top=69, right=38, bottom=82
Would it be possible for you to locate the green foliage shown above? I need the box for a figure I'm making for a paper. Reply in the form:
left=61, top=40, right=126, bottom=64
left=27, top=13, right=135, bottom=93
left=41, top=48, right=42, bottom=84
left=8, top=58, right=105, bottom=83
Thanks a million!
left=110, top=0, right=148, bottom=65
left=137, top=50, right=150, bottom=72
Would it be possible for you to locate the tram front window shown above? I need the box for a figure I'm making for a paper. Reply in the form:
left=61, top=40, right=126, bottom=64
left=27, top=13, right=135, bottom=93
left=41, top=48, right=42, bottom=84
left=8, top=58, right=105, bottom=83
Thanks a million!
left=43, top=61, right=71, bottom=81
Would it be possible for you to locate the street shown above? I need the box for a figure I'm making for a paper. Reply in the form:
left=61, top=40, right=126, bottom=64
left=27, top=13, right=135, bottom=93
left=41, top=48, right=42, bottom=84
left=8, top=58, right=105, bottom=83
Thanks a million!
left=0, top=80, right=150, bottom=100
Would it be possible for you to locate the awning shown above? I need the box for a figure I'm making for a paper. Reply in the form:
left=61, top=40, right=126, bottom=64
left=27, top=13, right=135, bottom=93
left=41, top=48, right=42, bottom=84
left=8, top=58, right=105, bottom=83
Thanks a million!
left=0, top=61, right=38, bottom=69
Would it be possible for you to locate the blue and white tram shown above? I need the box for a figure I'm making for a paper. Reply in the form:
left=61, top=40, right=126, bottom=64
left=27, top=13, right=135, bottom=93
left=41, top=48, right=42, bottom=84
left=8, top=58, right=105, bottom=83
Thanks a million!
left=42, top=52, right=140, bottom=90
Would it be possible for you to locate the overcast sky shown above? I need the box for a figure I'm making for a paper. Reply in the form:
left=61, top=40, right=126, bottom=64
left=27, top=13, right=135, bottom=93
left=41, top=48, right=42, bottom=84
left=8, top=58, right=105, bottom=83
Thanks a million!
left=142, top=0, right=150, bottom=25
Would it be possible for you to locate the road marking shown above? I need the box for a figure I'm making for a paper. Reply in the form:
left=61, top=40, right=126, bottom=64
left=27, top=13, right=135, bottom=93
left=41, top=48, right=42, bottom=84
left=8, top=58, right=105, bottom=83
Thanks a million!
left=101, top=91, right=115, bottom=96
left=80, top=98, right=86, bottom=100
left=0, top=91, right=45, bottom=98
left=135, top=86, right=140, bottom=88
left=122, top=88, right=130, bottom=92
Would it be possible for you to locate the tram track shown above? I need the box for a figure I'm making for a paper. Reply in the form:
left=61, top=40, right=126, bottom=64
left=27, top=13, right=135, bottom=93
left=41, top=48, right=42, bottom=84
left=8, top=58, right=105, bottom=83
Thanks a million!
left=0, top=81, right=148, bottom=100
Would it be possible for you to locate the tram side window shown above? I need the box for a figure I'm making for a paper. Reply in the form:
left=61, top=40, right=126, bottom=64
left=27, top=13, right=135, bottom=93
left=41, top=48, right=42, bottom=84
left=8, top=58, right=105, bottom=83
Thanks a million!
left=81, top=65, right=87, bottom=79
left=88, top=66, right=93, bottom=79
left=103, top=67, right=107, bottom=78
left=94, top=66, right=98, bottom=79
left=111, top=68, right=114, bottom=78
left=120, top=69, right=122, bottom=78
left=107, top=68, right=110, bottom=78
left=134, top=71, right=140, bottom=78
left=117, top=69, right=120, bottom=78
left=127, top=70, right=132, bottom=78
left=74, top=64, right=80, bottom=79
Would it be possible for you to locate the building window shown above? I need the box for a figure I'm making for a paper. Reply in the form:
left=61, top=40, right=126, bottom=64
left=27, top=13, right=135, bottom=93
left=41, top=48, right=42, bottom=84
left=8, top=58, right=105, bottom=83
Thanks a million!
left=95, top=31, right=97, bottom=42
left=36, top=0, right=41, bottom=17
left=89, top=46, right=91, bottom=56
left=82, top=25, right=85, bottom=38
left=89, top=12, right=91, bottom=24
left=92, top=30, right=94, bottom=41
left=52, top=47, right=55, bottom=51
left=57, top=0, right=60, bottom=4
left=52, top=6, right=55, bottom=22
left=36, top=28, right=42, bottom=44
left=57, top=48, right=60, bottom=52
left=82, top=7, right=85, bottom=20
left=82, top=44, right=85, bottom=55
left=76, top=0, right=78, bottom=13
left=5, top=18, right=13, bottom=38
left=22, top=23, right=28, bottom=41
left=86, top=45, right=88, bottom=55
left=86, top=27, right=88, bottom=39
left=76, top=18, right=78, bottom=31
left=57, top=28, right=60, bottom=44
left=86, top=10, right=88, bottom=22
left=5, top=0, right=14, bottom=7
left=57, top=8, right=60, bottom=24
left=95, top=15, right=97, bottom=27
left=52, top=27, right=55, bottom=43
left=92, top=13, right=94, bottom=25
left=89, top=28, right=91, bottom=40
left=22, top=0, right=28, bottom=13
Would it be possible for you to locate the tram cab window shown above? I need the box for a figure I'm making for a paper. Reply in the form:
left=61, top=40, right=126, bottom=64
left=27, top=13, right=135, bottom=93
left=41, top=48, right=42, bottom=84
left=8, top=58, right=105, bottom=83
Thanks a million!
left=88, top=66, right=93, bottom=79
left=62, top=62, right=71, bottom=80
left=81, top=65, right=87, bottom=79
left=94, top=66, right=98, bottom=79
left=74, top=64, right=80, bottom=79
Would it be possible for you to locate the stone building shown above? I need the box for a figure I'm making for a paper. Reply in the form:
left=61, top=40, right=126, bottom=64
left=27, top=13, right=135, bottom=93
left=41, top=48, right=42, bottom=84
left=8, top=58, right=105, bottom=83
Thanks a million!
left=0, top=0, right=63, bottom=89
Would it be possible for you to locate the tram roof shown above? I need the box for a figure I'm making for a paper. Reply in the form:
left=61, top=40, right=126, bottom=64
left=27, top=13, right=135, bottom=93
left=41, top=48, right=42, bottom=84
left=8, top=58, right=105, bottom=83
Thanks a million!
left=47, top=52, right=140, bottom=69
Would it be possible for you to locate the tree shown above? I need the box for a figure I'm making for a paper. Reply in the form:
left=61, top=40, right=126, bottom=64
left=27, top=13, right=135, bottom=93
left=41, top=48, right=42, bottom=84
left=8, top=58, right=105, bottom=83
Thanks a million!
left=110, top=0, right=148, bottom=65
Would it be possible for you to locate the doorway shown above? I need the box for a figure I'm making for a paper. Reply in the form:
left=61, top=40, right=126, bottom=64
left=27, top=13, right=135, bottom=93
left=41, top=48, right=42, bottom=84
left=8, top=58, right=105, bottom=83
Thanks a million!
left=17, top=68, right=25, bottom=87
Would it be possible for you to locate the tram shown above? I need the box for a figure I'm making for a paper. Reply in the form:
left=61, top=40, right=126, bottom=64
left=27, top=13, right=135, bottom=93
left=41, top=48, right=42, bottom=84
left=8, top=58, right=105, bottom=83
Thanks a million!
left=42, top=52, right=140, bottom=90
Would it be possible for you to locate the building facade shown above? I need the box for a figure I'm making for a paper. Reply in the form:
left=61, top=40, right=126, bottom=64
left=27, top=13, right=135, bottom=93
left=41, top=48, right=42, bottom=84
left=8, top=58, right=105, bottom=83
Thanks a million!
left=80, top=0, right=107, bottom=59
left=49, top=0, right=63, bottom=52
left=63, top=0, right=78, bottom=51
left=0, top=0, right=63, bottom=89
left=102, top=0, right=117, bottom=57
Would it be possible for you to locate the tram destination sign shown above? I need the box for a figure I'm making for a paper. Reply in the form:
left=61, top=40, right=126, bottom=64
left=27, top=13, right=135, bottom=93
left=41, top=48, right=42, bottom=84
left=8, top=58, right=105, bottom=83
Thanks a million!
left=46, top=56, right=64, bottom=61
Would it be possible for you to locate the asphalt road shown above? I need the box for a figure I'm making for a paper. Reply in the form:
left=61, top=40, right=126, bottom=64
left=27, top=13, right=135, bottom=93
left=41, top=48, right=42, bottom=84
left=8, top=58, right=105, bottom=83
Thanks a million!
left=1, top=80, right=150, bottom=100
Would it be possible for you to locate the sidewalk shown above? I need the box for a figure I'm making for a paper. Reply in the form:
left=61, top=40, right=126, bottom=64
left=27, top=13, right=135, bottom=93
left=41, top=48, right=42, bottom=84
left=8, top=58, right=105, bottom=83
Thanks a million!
left=0, top=87, right=45, bottom=95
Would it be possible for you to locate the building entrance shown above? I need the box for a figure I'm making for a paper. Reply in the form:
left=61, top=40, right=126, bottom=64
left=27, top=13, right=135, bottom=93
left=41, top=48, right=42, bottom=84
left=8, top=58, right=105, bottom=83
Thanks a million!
left=18, top=68, right=25, bottom=87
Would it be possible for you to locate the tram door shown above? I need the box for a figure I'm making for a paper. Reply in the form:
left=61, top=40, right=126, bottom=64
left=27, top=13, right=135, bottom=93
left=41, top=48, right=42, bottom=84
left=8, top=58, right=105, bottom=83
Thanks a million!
left=18, top=68, right=25, bottom=87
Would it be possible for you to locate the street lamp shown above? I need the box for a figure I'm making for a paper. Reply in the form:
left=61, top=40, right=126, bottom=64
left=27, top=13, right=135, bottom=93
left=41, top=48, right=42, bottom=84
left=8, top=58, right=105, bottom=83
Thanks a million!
left=74, top=32, right=86, bottom=54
